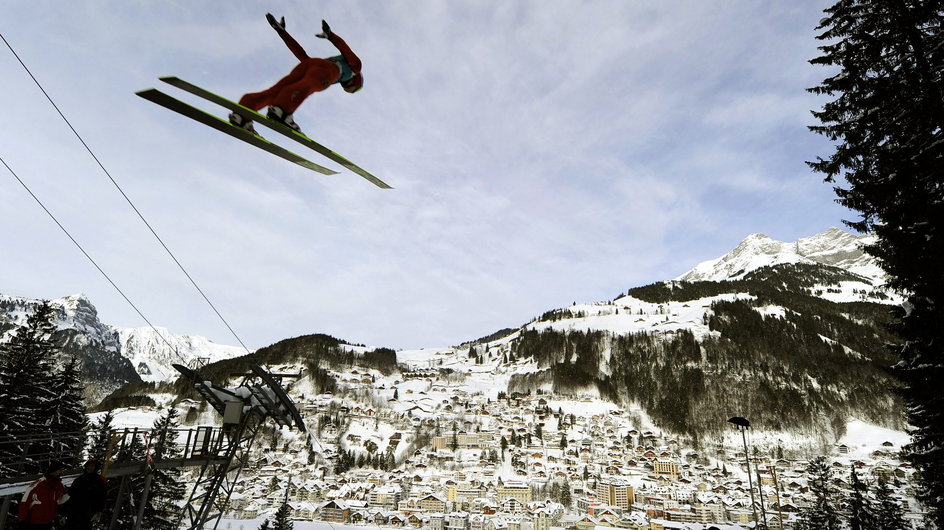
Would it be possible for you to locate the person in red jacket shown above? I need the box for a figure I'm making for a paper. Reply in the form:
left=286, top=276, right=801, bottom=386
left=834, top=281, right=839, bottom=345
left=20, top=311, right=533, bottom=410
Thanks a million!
left=229, top=15, right=363, bottom=134
left=19, top=461, right=68, bottom=530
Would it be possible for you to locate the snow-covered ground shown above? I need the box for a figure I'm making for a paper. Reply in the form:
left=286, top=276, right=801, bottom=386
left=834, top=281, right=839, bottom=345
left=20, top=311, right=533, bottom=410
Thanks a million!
left=838, top=418, right=911, bottom=458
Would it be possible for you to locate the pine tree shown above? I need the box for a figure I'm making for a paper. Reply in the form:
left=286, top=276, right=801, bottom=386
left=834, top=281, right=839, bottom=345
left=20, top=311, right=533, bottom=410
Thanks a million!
left=848, top=465, right=877, bottom=530
left=795, top=457, right=843, bottom=530
left=809, top=1, right=944, bottom=525
left=874, top=476, right=908, bottom=530
left=88, top=410, right=116, bottom=460
left=141, top=408, right=186, bottom=530
left=258, top=521, right=271, bottom=530
left=47, top=356, right=88, bottom=466
left=0, top=301, right=60, bottom=476
left=560, top=479, right=572, bottom=507
left=271, top=502, right=293, bottom=530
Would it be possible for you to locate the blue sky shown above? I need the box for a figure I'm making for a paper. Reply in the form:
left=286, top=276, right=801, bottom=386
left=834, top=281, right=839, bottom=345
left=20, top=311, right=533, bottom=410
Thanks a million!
left=0, top=1, right=849, bottom=350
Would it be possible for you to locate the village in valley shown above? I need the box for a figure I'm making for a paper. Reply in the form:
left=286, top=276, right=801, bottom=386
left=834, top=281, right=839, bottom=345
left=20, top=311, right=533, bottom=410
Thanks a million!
left=162, top=345, right=924, bottom=530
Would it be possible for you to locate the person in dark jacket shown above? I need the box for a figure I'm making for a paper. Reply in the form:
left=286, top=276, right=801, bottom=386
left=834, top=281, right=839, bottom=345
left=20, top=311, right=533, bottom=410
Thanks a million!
left=229, top=14, right=363, bottom=133
left=62, top=458, right=107, bottom=530
left=18, top=461, right=68, bottom=530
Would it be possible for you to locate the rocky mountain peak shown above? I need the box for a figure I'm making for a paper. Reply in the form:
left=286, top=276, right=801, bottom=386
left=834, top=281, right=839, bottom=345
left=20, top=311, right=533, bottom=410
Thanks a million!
left=677, top=227, right=882, bottom=284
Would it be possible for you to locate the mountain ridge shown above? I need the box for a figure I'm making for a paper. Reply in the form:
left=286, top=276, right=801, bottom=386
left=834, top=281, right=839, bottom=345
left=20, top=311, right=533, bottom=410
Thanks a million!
left=677, top=227, right=885, bottom=287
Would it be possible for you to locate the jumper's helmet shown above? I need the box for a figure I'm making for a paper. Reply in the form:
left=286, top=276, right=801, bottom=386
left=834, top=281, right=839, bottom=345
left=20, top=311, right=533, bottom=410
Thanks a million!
left=342, top=73, right=364, bottom=93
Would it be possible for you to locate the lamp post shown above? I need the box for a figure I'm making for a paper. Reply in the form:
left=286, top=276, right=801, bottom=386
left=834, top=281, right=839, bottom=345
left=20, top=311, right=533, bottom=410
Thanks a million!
left=728, top=417, right=760, bottom=527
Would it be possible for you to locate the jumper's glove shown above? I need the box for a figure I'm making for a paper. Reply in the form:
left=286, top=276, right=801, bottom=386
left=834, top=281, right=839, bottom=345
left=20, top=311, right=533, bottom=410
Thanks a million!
left=316, top=19, right=332, bottom=38
left=266, top=13, right=286, bottom=32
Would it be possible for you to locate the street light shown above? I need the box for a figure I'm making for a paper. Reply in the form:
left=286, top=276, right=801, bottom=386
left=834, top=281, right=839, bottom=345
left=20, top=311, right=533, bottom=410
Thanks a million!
left=728, top=417, right=766, bottom=528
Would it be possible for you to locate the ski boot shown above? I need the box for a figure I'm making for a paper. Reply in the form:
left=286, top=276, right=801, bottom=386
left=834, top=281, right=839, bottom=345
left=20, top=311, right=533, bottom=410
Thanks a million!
left=228, top=112, right=257, bottom=135
left=267, top=105, right=302, bottom=133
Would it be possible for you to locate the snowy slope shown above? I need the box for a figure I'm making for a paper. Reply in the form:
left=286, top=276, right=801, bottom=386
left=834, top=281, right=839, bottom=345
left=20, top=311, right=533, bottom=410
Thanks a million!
left=677, top=227, right=883, bottom=284
left=525, top=294, right=751, bottom=341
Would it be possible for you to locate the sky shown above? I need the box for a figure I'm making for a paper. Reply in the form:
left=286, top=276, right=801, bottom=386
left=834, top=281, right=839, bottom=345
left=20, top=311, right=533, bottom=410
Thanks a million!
left=0, top=1, right=852, bottom=351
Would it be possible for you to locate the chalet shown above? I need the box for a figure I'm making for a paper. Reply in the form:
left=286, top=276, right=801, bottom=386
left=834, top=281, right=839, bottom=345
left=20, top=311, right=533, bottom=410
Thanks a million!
left=319, top=500, right=351, bottom=523
left=446, top=511, right=471, bottom=530
left=501, top=497, right=525, bottom=514
left=288, top=501, right=317, bottom=520
left=370, top=510, right=390, bottom=526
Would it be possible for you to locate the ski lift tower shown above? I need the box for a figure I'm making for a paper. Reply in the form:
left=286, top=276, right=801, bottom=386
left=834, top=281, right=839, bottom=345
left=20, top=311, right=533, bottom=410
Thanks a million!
left=173, top=363, right=308, bottom=530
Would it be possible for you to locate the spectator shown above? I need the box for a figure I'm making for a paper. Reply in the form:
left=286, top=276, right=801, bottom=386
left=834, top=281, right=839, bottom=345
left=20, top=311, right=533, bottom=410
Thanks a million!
left=19, top=460, right=68, bottom=530
left=63, top=458, right=107, bottom=530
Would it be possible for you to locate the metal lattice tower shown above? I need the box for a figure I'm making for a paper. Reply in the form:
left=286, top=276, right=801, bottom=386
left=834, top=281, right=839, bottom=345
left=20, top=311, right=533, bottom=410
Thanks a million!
left=173, top=363, right=307, bottom=530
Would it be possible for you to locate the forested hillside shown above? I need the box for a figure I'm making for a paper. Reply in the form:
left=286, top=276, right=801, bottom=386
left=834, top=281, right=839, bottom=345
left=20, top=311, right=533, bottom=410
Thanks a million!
left=508, top=264, right=903, bottom=446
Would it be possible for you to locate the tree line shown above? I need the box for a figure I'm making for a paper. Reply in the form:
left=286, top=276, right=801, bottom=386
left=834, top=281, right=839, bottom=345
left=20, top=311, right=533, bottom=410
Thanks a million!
left=0, top=301, right=186, bottom=529
left=794, top=457, right=908, bottom=530
left=508, top=292, right=904, bottom=445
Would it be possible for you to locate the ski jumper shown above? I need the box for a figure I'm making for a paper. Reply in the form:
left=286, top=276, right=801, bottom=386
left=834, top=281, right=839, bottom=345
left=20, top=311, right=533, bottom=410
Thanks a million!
left=238, top=28, right=361, bottom=115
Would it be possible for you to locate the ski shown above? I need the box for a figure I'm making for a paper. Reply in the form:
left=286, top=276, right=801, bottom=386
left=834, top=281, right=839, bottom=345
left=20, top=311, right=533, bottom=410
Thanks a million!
left=135, top=88, right=338, bottom=175
left=159, top=76, right=393, bottom=189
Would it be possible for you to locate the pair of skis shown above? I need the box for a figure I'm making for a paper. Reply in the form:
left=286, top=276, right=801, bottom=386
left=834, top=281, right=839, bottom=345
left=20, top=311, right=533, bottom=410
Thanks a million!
left=136, top=77, right=391, bottom=189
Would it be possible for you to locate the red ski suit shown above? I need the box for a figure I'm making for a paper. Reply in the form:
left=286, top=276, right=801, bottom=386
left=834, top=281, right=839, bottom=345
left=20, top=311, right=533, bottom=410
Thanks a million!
left=19, top=475, right=66, bottom=526
left=239, top=28, right=361, bottom=115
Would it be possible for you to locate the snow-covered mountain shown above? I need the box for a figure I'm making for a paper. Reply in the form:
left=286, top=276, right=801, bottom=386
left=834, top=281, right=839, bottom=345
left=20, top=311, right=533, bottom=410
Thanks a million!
left=0, top=293, right=246, bottom=399
left=115, top=326, right=248, bottom=382
left=677, top=227, right=884, bottom=284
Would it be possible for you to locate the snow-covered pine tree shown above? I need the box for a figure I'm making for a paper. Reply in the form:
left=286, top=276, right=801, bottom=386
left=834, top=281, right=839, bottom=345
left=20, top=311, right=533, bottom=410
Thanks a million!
left=874, top=476, right=909, bottom=530
left=88, top=409, right=116, bottom=460
left=47, top=356, right=89, bottom=466
left=548, top=481, right=560, bottom=503
left=271, top=503, right=293, bottom=530
left=0, top=300, right=60, bottom=476
left=809, top=1, right=944, bottom=525
left=258, top=521, right=271, bottom=530
left=560, top=479, right=572, bottom=507
left=140, top=407, right=186, bottom=530
left=848, top=465, right=877, bottom=530
left=795, top=457, right=843, bottom=530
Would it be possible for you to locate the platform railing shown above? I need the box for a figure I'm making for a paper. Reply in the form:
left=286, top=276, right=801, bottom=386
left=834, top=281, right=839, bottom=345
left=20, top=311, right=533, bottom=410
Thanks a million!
left=0, top=426, right=228, bottom=488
